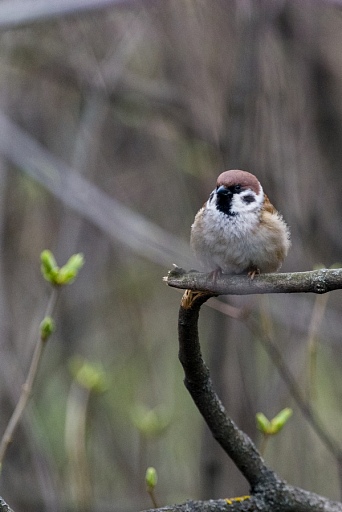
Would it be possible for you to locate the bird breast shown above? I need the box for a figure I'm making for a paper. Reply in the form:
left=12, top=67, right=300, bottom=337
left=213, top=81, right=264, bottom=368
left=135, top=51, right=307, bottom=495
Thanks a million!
left=190, top=204, right=290, bottom=274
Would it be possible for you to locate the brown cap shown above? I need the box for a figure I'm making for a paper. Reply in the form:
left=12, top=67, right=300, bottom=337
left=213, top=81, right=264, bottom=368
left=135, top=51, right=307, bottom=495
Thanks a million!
left=216, top=170, right=261, bottom=194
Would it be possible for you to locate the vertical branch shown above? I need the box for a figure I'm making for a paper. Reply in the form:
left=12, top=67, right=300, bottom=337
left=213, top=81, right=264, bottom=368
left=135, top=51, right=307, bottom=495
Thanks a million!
left=0, top=288, right=59, bottom=466
left=177, top=290, right=276, bottom=491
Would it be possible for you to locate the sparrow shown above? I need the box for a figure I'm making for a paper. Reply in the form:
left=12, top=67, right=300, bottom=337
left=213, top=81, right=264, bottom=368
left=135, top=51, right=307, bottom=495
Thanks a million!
left=190, top=170, right=291, bottom=277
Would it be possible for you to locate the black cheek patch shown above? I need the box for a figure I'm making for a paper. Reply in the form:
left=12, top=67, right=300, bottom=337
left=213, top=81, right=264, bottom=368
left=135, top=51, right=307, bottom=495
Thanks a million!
left=216, top=193, right=235, bottom=216
left=243, top=194, right=255, bottom=204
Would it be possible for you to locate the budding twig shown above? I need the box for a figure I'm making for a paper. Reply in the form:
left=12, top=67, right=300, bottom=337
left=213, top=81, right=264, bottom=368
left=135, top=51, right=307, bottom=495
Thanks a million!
left=0, top=288, right=59, bottom=466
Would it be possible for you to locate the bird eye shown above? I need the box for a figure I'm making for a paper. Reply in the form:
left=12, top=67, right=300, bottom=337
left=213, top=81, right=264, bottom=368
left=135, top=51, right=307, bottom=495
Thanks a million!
left=234, top=184, right=241, bottom=192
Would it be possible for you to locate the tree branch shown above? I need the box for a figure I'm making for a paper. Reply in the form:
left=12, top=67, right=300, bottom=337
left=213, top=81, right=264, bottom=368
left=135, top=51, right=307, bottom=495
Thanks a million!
left=177, top=290, right=275, bottom=490
left=158, top=288, right=342, bottom=512
left=143, top=497, right=259, bottom=512
left=143, top=489, right=342, bottom=512
left=166, top=267, right=342, bottom=472
left=165, top=267, right=342, bottom=295
left=0, top=497, right=15, bottom=512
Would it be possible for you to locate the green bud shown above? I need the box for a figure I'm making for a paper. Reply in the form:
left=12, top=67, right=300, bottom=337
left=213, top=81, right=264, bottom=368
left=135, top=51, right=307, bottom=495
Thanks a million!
left=256, top=412, right=271, bottom=434
left=145, top=467, right=158, bottom=489
left=40, top=250, right=57, bottom=273
left=40, top=251, right=84, bottom=286
left=269, top=408, right=293, bottom=434
left=40, top=250, right=59, bottom=284
left=69, top=356, right=108, bottom=393
left=40, top=316, right=55, bottom=342
left=131, top=404, right=172, bottom=438
left=57, top=253, right=84, bottom=285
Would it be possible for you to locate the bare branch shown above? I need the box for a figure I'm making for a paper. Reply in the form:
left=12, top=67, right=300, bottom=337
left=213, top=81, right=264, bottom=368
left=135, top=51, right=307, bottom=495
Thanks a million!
left=178, top=290, right=275, bottom=490
left=0, top=0, right=141, bottom=30
left=167, top=267, right=342, bottom=487
left=165, top=267, right=342, bottom=295
left=172, top=289, right=342, bottom=512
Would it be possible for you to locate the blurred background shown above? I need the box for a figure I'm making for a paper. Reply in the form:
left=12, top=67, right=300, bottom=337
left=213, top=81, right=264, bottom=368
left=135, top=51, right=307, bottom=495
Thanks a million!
left=0, top=0, right=342, bottom=510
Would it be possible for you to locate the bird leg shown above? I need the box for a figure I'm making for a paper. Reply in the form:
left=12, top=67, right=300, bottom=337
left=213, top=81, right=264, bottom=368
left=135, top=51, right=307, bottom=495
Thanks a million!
left=207, top=267, right=222, bottom=285
left=247, top=265, right=260, bottom=280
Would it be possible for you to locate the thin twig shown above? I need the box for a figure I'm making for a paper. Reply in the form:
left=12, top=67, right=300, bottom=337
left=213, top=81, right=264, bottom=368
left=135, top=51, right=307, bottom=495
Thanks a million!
left=147, top=488, right=159, bottom=509
left=0, top=288, right=59, bottom=466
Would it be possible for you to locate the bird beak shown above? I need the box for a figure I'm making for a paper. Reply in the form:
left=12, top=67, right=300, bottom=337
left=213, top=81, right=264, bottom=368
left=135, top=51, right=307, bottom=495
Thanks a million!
left=216, top=185, right=232, bottom=197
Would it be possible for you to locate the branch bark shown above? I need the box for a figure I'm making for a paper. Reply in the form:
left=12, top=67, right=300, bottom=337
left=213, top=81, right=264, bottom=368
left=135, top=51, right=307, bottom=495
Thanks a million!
left=143, top=489, right=342, bottom=512
left=0, top=497, right=15, bottom=512
left=164, top=266, right=342, bottom=295
left=177, top=291, right=275, bottom=491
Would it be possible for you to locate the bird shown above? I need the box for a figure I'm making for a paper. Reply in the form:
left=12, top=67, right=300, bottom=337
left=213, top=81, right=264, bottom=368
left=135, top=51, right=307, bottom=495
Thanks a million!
left=190, top=170, right=291, bottom=278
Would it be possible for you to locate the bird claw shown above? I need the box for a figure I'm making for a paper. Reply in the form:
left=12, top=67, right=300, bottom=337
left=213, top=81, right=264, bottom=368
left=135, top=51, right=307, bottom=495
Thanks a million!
left=207, top=267, right=222, bottom=285
left=247, top=266, right=260, bottom=280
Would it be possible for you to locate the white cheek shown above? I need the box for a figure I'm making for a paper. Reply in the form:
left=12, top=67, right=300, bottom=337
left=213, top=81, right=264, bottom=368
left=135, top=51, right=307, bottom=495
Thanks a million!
left=207, top=191, right=219, bottom=211
left=231, top=189, right=264, bottom=214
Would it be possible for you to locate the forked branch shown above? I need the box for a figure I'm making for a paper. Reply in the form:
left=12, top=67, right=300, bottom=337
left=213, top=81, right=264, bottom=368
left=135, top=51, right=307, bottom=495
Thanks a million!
left=144, top=271, right=342, bottom=512
left=161, top=289, right=342, bottom=512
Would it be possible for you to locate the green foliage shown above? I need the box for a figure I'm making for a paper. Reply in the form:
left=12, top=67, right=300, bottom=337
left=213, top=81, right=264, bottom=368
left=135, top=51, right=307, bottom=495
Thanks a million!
left=256, top=408, right=293, bottom=436
left=40, top=250, right=84, bottom=286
